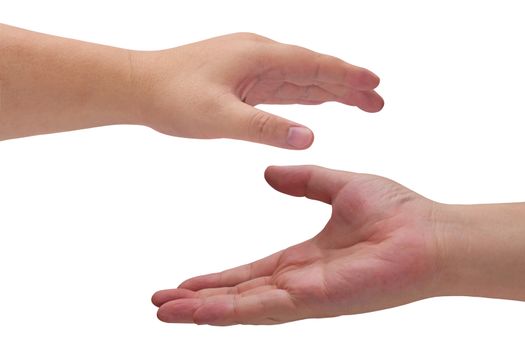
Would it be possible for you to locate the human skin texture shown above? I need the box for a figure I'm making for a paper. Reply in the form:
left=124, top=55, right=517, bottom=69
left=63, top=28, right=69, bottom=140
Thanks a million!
left=0, top=24, right=383, bottom=147
left=152, top=165, right=525, bottom=325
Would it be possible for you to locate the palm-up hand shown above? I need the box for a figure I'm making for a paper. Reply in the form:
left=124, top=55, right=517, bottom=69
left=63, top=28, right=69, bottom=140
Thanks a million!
left=152, top=166, right=441, bottom=325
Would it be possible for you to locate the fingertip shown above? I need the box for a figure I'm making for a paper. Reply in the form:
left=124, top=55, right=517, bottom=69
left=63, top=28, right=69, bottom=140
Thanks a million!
left=286, top=126, right=314, bottom=149
left=156, top=305, right=172, bottom=323
left=368, top=72, right=381, bottom=89
left=156, top=310, right=166, bottom=322
left=375, top=95, right=385, bottom=112
left=264, top=166, right=277, bottom=182
left=355, top=69, right=380, bottom=90
left=229, top=102, right=315, bottom=150
left=264, top=165, right=288, bottom=187
left=264, top=164, right=307, bottom=183
left=151, top=291, right=163, bottom=307
left=156, top=303, right=174, bottom=323
left=263, top=165, right=316, bottom=198
left=360, top=93, right=385, bottom=113
left=157, top=299, right=202, bottom=323
left=152, top=289, right=196, bottom=307
left=343, top=89, right=383, bottom=113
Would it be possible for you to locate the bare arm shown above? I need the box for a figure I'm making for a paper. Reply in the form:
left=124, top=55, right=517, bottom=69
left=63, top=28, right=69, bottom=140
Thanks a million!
left=0, top=24, right=138, bottom=139
left=152, top=166, right=525, bottom=325
left=0, top=24, right=383, bottom=145
left=437, top=203, right=525, bottom=301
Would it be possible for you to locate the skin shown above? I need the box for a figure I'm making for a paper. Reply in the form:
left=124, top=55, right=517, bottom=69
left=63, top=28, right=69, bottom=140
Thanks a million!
left=152, top=166, right=525, bottom=325
left=2, top=24, right=523, bottom=326
left=0, top=24, right=383, bottom=146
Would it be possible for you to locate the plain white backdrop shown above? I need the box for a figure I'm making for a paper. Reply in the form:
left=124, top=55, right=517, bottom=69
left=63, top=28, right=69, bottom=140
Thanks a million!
left=1, top=0, right=524, bottom=349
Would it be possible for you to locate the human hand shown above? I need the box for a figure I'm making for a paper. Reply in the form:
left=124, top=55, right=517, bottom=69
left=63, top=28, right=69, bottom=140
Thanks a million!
left=152, top=165, right=443, bottom=325
left=134, top=33, right=383, bottom=149
left=1, top=26, right=381, bottom=142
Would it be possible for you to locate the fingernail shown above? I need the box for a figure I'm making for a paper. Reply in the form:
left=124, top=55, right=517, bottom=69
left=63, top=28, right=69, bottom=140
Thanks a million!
left=287, top=127, right=313, bottom=149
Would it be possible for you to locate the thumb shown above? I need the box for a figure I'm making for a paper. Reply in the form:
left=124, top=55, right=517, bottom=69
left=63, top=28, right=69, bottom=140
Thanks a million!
left=222, top=101, right=314, bottom=149
left=264, top=165, right=349, bottom=204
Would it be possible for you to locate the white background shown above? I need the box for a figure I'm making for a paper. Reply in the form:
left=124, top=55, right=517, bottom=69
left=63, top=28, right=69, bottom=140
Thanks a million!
left=1, top=0, right=524, bottom=349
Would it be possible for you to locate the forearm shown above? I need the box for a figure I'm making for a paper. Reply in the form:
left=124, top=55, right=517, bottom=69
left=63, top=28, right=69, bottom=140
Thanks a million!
left=437, top=202, right=525, bottom=301
left=0, top=24, right=141, bottom=140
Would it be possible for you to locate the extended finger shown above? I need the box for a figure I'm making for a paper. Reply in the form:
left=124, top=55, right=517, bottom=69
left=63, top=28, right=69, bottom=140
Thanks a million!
left=177, top=250, right=284, bottom=291
left=152, top=276, right=273, bottom=307
left=157, top=288, right=297, bottom=325
left=220, top=99, right=314, bottom=149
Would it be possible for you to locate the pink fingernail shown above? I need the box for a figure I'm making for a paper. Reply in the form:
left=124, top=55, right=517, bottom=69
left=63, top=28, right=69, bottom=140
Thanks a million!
left=287, top=127, right=313, bottom=149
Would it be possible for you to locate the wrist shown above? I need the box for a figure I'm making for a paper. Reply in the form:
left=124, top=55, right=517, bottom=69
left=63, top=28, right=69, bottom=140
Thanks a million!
left=129, top=46, right=212, bottom=138
left=433, top=202, right=525, bottom=300
left=86, top=46, right=145, bottom=127
left=128, top=47, right=186, bottom=133
left=124, top=49, right=163, bottom=129
left=1, top=24, right=147, bottom=139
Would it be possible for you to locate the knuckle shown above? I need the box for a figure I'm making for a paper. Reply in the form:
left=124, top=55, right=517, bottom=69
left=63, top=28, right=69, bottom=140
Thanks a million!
left=232, top=294, right=241, bottom=319
left=230, top=32, right=268, bottom=42
left=249, top=110, right=275, bottom=142
left=223, top=33, right=273, bottom=64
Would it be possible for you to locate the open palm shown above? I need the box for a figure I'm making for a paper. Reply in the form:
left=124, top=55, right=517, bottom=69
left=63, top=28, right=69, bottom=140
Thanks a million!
left=152, top=165, right=441, bottom=325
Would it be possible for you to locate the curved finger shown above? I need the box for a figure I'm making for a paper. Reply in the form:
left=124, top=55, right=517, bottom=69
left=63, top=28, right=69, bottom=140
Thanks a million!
left=337, top=89, right=384, bottom=112
left=273, top=82, right=336, bottom=102
left=220, top=99, right=314, bottom=149
left=264, top=165, right=350, bottom=204
left=266, top=45, right=380, bottom=90
left=243, top=82, right=335, bottom=106
left=255, top=83, right=384, bottom=112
